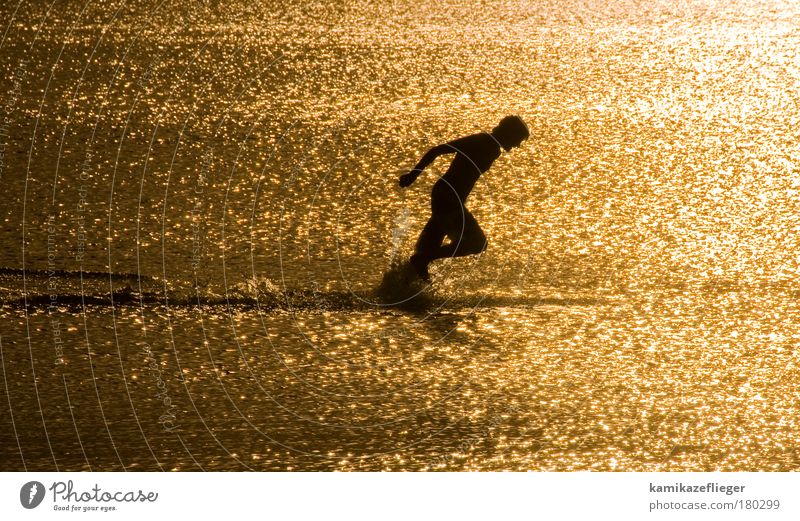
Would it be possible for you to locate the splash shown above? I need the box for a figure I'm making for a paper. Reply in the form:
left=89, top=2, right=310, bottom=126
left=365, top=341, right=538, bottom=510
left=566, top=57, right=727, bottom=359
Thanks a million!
left=372, top=257, right=436, bottom=310
left=370, top=205, right=438, bottom=309
left=389, top=207, right=412, bottom=258
left=230, top=276, right=281, bottom=301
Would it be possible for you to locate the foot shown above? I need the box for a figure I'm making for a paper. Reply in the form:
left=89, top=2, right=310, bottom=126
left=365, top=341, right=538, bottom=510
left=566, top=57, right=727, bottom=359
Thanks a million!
left=410, top=254, right=431, bottom=282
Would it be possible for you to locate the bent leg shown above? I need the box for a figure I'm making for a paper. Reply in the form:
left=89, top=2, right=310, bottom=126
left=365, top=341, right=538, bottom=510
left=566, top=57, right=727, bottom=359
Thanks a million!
left=410, top=215, right=447, bottom=281
left=414, top=215, right=446, bottom=261
left=430, top=207, right=487, bottom=260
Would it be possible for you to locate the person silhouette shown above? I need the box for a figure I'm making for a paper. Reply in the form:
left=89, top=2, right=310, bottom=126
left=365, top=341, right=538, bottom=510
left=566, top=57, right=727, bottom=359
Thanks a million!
left=399, top=115, right=529, bottom=281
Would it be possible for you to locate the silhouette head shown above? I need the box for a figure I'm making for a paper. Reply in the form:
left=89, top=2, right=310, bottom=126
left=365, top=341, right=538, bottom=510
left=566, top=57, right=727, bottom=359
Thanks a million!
left=492, top=115, right=529, bottom=151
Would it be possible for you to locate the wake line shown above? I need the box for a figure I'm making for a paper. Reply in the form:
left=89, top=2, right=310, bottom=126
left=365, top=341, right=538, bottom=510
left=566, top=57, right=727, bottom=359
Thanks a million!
left=5, top=288, right=368, bottom=311
left=2, top=264, right=607, bottom=311
left=0, top=267, right=153, bottom=281
left=5, top=289, right=605, bottom=311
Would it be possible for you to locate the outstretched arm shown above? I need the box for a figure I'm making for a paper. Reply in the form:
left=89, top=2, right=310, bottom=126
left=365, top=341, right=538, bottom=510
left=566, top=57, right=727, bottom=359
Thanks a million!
left=399, top=144, right=452, bottom=187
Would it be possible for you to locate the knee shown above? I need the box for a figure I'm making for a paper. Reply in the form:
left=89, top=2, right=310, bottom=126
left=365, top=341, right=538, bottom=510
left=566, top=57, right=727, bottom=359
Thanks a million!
left=466, top=235, right=487, bottom=254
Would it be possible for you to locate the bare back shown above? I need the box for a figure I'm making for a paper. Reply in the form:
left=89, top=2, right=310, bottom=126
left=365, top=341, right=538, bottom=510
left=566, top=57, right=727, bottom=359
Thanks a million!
left=431, top=132, right=501, bottom=211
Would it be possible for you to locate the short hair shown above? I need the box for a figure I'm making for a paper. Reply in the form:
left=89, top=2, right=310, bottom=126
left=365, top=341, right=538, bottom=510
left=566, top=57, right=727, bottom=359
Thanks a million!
left=494, top=115, right=530, bottom=143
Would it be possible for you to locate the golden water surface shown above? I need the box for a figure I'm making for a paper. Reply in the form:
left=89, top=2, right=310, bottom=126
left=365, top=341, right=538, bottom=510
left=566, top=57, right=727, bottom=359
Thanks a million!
left=1, top=0, right=800, bottom=470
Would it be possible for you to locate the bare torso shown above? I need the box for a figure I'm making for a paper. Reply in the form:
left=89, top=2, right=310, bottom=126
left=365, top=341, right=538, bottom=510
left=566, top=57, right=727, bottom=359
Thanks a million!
left=431, top=132, right=501, bottom=212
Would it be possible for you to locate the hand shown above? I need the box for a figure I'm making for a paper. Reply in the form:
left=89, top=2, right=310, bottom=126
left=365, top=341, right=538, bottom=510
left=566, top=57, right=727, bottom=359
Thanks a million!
left=399, top=171, right=419, bottom=188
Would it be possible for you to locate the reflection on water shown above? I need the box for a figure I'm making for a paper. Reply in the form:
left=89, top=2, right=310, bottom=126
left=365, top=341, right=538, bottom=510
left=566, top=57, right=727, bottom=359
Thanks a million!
left=1, top=0, right=800, bottom=470
left=4, top=286, right=800, bottom=471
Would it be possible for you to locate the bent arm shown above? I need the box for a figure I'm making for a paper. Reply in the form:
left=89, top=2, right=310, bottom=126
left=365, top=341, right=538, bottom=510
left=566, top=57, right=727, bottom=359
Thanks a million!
left=412, top=144, right=451, bottom=173
left=399, top=144, right=453, bottom=187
